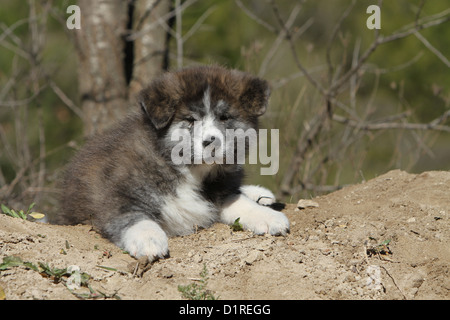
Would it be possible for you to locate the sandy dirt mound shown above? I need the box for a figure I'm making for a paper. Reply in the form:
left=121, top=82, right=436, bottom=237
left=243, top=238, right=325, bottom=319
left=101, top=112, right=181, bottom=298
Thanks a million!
left=1, top=170, right=449, bottom=300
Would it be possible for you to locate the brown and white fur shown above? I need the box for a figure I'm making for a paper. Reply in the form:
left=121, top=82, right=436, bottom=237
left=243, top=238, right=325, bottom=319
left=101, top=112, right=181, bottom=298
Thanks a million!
left=52, top=66, right=289, bottom=261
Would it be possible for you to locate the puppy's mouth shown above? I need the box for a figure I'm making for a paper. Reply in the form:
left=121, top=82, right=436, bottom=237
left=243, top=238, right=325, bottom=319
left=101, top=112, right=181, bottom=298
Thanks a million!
left=193, top=151, right=225, bottom=165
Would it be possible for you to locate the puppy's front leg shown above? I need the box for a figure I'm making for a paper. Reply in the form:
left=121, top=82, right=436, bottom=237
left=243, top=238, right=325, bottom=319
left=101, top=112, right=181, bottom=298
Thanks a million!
left=111, top=218, right=170, bottom=261
left=220, top=193, right=289, bottom=236
left=240, top=185, right=276, bottom=206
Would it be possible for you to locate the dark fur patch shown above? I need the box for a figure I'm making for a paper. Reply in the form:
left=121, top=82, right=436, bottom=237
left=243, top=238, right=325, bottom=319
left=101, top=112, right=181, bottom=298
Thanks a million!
left=139, top=65, right=270, bottom=130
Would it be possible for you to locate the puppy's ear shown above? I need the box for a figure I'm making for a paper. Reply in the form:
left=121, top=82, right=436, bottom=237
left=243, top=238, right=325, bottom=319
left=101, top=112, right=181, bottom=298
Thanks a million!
left=138, top=74, right=181, bottom=130
left=239, top=77, right=270, bottom=116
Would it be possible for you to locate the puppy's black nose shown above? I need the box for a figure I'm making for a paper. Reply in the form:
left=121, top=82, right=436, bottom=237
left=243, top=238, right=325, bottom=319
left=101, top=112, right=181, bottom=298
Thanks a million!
left=203, top=136, right=217, bottom=147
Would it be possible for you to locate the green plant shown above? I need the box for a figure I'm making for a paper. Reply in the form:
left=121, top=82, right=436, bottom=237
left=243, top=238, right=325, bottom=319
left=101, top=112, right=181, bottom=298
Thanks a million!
left=38, top=262, right=72, bottom=283
left=0, top=255, right=38, bottom=272
left=178, top=264, right=218, bottom=300
left=1, top=203, right=45, bottom=220
left=366, top=238, right=392, bottom=256
left=0, top=256, right=120, bottom=300
left=230, top=217, right=244, bottom=232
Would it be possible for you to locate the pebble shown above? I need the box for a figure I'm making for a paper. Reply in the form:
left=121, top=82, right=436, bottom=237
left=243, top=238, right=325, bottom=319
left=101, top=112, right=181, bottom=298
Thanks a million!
left=244, top=251, right=263, bottom=265
left=192, top=254, right=203, bottom=263
left=410, top=275, right=424, bottom=288
left=297, top=199, right=319, bottom=209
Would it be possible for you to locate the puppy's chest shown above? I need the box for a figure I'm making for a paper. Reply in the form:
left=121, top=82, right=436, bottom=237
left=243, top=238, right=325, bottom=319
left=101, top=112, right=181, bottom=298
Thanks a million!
left=159, top=170, right=218, bottom=236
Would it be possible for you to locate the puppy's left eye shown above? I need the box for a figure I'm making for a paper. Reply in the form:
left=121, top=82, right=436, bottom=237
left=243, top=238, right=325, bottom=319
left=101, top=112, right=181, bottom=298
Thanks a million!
left=219, top=114, right=230, bottom=121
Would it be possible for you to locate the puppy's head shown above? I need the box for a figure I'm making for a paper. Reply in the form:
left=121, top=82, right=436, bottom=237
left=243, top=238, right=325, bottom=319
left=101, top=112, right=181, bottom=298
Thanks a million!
left=138, top=65, right=270, bottom=165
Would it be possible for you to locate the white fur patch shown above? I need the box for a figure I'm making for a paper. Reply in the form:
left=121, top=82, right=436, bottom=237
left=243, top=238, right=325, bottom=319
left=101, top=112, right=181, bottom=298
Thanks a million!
left=202, top=86, right=211, bottom=113
left=240, top=185, right=276, bottom=206
left=120, top=219, right=169, bottom=259
left=160, top=167, right=217, bottom=236
left=221, top=193, right=289, bottom=236
left=200, top=115, right=225, bottom=164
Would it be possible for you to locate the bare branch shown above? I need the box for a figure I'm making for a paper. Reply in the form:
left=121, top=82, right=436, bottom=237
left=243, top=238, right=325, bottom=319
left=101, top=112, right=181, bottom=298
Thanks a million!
left=175, top=0, right=183, bottom=68
left=332, top=112, right=450, bottom=133
left=414, top=31, right=450, bottom=68
left=182, top=5, right=217, bottom=42
left=271, top=1, right=450, bottom=197
left=0, top=86, right=46, bottom=107
left=269, top=0, right=327, bottom=97
left=127, top=0, right=198, bottom=41
left=259, top=4, right=305, bottom=76
left=330, top=11, right=450, bottom=96
left=235, top=0, right=277, bottom=33
left=326, top=0, right=356, bottom=86
left=49, top=80, right=84, bottom=119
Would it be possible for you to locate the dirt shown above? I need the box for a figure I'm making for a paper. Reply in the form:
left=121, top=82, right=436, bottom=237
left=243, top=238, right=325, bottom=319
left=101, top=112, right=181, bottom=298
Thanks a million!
left=1, top=170, right=449, bottom=300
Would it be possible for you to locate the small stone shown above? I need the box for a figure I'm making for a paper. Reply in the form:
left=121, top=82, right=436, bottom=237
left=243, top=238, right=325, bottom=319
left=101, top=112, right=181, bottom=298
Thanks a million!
left=297, top=199, right=319, bottom=209
left=156, top=267, right=174, bottom=279
left=192, top=254, right=203, bottom=263
left=410, top=275, right=424, bottom=288
left=244, top=251, right=263, bottom=265
left=344, top=274, right=356, bottom=283
left=324, top=219, right=335, bottom=228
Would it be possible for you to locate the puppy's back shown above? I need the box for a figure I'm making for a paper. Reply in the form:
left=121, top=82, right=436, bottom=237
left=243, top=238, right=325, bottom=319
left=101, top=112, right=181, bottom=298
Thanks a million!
left=53, top=113, right=166, bottom=227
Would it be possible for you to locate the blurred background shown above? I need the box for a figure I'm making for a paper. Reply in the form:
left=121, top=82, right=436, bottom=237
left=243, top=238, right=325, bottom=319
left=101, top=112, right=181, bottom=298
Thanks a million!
left=0, top=0, right=449, bottom=213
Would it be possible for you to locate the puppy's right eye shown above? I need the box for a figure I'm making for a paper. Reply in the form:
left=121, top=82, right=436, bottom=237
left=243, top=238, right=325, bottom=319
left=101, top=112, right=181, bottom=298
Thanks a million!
left=185, top=117, right=196, bottom=123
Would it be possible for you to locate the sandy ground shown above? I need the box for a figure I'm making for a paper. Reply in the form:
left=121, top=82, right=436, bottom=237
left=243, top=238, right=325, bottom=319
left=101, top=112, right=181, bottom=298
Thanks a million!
left=1, top=169, right=449, bottom=300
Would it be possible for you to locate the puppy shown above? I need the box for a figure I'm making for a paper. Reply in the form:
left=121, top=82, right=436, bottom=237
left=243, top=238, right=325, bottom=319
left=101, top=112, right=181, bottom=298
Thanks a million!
left=53, top=65, right=289, bottom=261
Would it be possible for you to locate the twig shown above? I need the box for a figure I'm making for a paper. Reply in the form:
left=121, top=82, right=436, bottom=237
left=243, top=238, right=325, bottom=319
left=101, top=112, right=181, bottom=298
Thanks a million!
left=127, top=0, right=198, bottom=41
left=363, top=241, right=370, bottom=264
left=258, top=4, right=305, bottom=76
left=380, top=265, right=407, bottom=300
left=0, top=141, right=75, bottom=201
left=279, top=106, right=331, bottom=196
left=235, top=0, right=276, bottom=33
left=175, top=0, right=183, bottom=68
left=269, top=0, right=327, bottom=97
left=0, top=87, right=45, bottom=107
left=330, top=8, right=450, bottom=96
left=49, top=80, right=84, bottom=119
left=135, top=0, right=163, bottom=31
left=332, top=113, right=450, bottom=133
left=326, top=0, right=356, bottom=86
left=132, top=262, right=139, bottom=277
left=187, top=277, right=203, bottom=281
left=182, top=5, right=217, bottom=42
left=414, top=31, right=450, bottom=68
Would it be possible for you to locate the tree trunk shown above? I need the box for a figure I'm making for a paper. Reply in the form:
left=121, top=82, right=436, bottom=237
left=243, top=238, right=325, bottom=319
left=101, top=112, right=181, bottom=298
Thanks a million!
left=74, top=0, right=170, bottom=137
left=129, top=0, right=172, bottom=97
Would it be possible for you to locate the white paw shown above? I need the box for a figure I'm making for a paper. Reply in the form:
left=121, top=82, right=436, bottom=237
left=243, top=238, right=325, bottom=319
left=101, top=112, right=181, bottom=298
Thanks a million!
left=120, top=220, right=169, bottom=261
left=221, top=194, right=289, bottom=236
left=241, top=206, right=290, bottom=236
left=240, top=185, right=276, bottom=206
